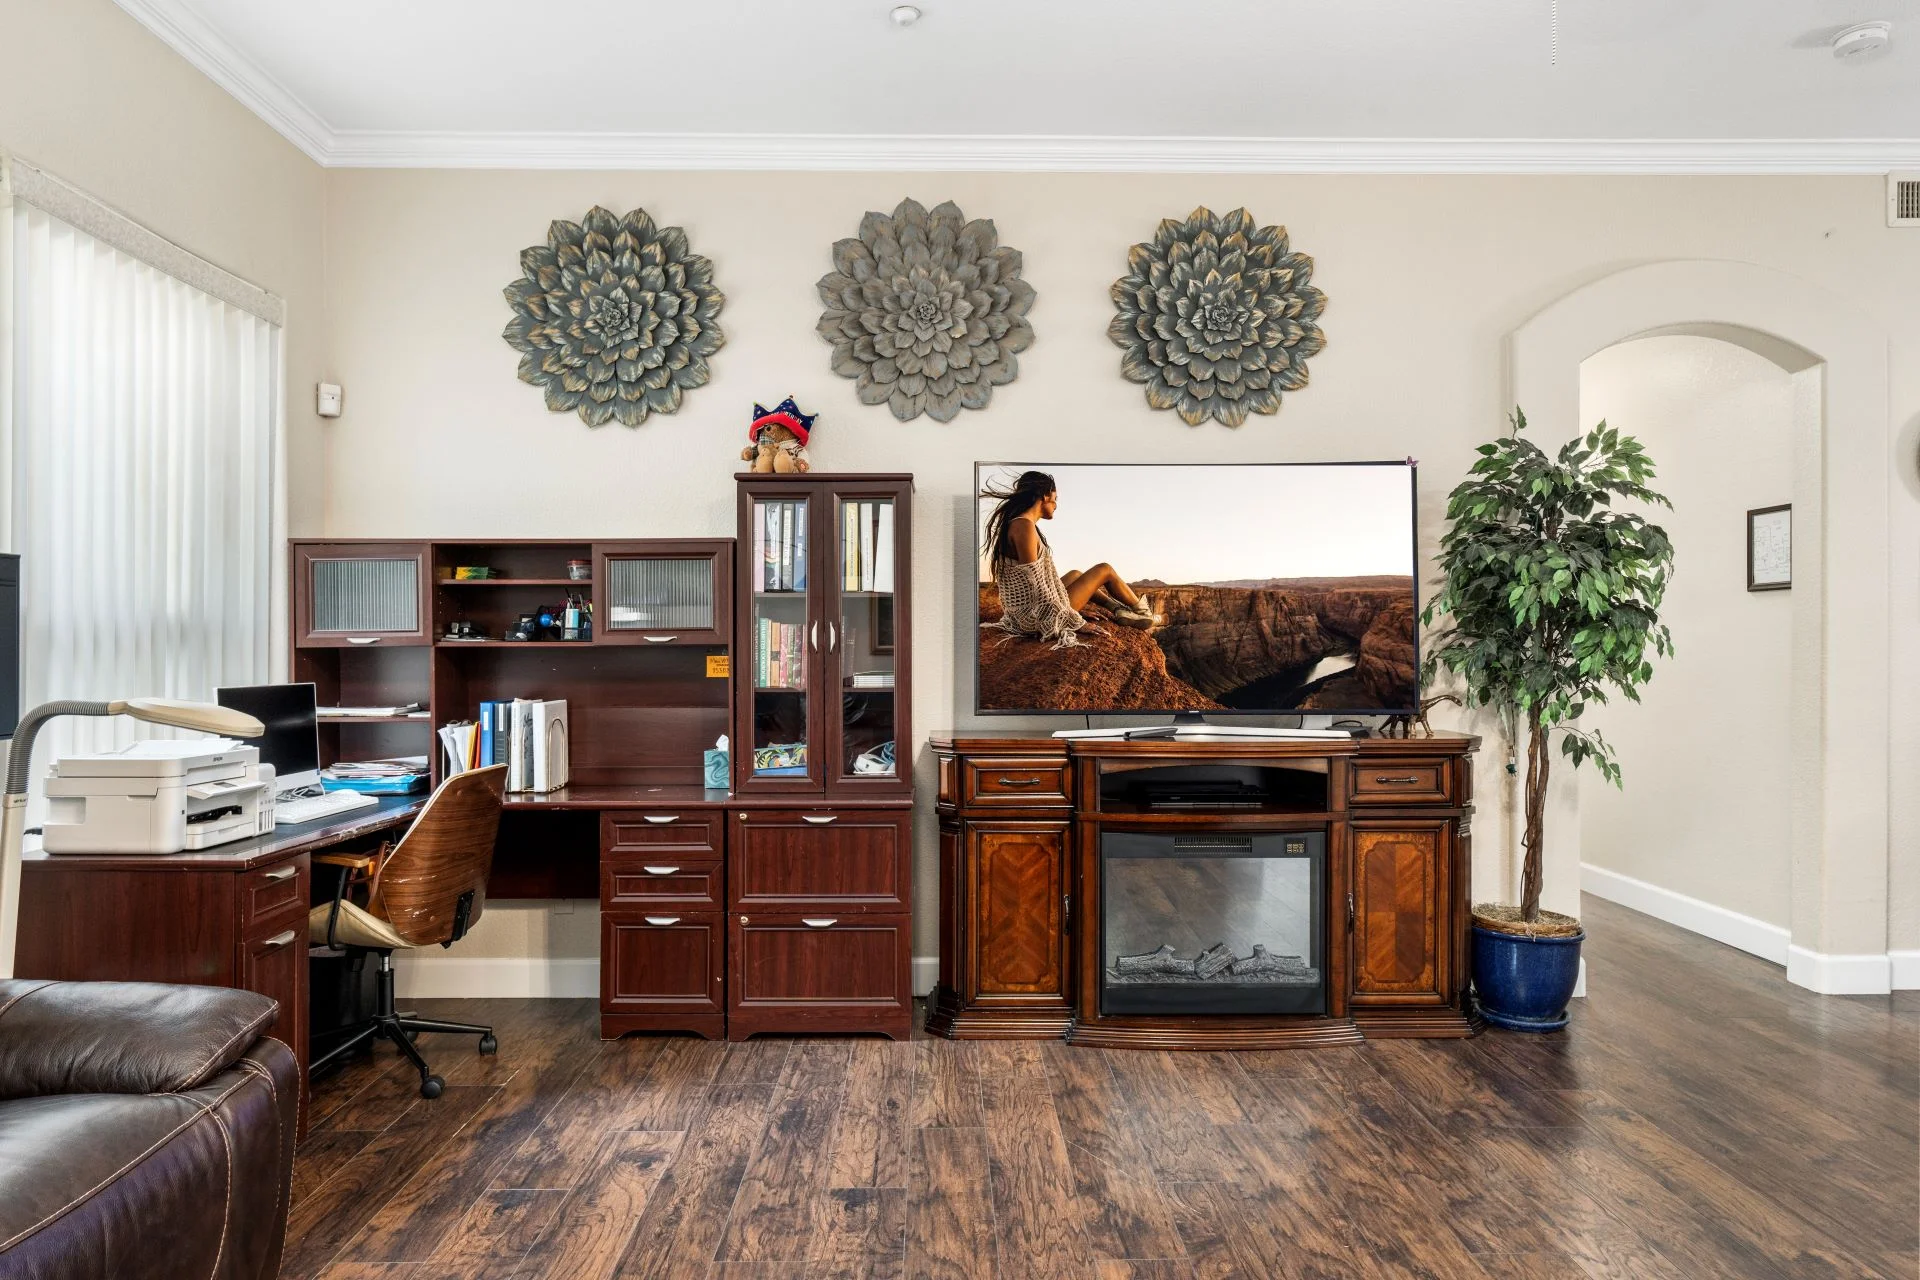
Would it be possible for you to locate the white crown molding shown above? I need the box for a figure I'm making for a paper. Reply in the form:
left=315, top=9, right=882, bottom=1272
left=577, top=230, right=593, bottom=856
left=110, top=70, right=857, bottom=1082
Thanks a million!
left=105, top=2, right=1920, bottom=174
left=323, top=132, right=1920, bottom=174
left=112, top=0, right=335, bottom=163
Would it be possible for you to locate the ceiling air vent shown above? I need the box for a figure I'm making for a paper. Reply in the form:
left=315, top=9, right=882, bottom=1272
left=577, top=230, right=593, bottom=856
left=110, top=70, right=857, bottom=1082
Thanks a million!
left=1890, top=173, right=1920, bottom=227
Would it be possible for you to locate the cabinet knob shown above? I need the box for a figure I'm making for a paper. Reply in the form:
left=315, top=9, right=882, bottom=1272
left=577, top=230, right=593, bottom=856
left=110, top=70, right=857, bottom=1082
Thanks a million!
left=644, top=916, right=681, bottom=927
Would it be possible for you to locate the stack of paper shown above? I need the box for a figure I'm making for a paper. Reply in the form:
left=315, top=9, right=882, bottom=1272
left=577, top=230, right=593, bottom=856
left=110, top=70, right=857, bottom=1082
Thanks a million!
left=318, top=703, right=423, bottom=718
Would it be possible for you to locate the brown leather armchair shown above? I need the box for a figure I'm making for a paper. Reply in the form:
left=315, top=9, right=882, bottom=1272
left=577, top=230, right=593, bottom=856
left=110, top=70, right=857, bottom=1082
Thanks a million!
left=0, top=979, right=298, bottom=1280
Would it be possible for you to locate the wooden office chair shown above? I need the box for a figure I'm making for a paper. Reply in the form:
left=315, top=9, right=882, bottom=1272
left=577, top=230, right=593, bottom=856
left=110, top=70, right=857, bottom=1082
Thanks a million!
left=308, top=764, right=507, bottom=1098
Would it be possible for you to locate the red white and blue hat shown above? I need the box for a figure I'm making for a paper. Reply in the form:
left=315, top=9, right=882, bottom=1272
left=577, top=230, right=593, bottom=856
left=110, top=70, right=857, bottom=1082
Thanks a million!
left=748, top=397, right=816, bottom=446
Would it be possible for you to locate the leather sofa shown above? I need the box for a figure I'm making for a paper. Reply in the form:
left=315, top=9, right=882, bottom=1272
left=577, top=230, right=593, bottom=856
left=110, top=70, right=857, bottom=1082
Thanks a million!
left=0, top=980, right=299, bottom=1280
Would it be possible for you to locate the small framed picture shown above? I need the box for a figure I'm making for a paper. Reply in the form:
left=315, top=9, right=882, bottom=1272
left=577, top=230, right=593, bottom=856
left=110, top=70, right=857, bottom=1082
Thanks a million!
left=1747, top=504, right=1791, bottom=591
left=870, top=595, right=895, bottom=654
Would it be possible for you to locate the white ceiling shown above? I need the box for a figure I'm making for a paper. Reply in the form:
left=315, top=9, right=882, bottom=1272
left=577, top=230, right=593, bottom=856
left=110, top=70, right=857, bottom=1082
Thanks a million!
left=115, top=0, right=1920, bottom=170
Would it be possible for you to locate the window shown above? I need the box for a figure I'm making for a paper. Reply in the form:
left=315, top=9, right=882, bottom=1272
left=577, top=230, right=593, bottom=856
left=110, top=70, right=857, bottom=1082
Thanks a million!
left=3, top=163, right=282, bottom=772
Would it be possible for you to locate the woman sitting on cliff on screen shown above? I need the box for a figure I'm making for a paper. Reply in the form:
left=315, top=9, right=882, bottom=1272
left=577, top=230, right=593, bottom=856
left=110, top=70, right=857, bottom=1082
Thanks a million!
left=980, top=470, right=1165, bottom=648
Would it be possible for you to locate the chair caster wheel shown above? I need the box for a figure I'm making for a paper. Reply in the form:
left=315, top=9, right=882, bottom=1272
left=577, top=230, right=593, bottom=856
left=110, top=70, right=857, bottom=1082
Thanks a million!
left=404, top=1029, right=419, bottom=1042
left=420, top=1075, right=444, bottom=1099
left=478, top=1034, right=498, bottom=1055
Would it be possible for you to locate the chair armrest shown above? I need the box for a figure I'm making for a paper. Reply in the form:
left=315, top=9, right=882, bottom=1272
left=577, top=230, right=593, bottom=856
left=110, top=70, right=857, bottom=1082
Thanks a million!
left=0, top=980, right=278, bottom=1099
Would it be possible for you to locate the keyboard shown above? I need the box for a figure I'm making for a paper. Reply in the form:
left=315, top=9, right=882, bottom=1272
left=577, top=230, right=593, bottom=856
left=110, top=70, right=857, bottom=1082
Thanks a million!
left=274, top=790, right=379, bottom=826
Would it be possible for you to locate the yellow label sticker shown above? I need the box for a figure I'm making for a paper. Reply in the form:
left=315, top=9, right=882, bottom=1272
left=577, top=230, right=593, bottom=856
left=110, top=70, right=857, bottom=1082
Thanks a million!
left=706, top=654, right=731, bottom=679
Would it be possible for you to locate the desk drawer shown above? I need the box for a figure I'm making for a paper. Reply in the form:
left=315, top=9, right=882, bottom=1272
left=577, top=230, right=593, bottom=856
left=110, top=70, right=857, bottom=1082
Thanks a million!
left=729, top=912, right=910, bottom=1015
left=240, top=857, right=308, bottom=928
left=962, top=759, right=1070, bottom=808
left=730, top=809, right=909, bottom=913
left=603, top=812, right=721, bottom=856
left=1351, top=760, right=1452, bottom=806
left=604, top=857, right=723, bottom=909
left=602, top=909, right=724, bottom=1016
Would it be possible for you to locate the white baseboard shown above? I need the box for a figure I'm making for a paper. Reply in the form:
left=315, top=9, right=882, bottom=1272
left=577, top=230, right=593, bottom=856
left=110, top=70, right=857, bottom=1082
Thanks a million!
left=1892, top=951, right=1920, bottom=991
left=1581, top=863, right=1790, bottom=964
left=1787, top=945, right=1893, bottom=996
left=393, top=955, right=598, bottom=999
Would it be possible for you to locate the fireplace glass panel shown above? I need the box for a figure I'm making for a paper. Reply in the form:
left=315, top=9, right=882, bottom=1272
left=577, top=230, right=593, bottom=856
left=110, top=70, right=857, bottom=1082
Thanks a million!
left=1101, top=830, right=1325, bottom=1017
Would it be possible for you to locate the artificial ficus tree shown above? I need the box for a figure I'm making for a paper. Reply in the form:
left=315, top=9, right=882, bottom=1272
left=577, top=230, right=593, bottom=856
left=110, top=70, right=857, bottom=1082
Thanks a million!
left=1422, top=409, right=1675, bottom=924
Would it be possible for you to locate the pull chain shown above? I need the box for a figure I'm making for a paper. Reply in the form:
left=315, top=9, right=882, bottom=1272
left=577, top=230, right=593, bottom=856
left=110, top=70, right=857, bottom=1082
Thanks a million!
left=1551, top=0, right=1559, bottom=65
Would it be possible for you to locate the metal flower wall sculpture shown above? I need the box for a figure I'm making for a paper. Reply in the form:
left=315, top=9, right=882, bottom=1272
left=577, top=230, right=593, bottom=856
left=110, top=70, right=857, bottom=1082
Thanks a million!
left=817, top=198, right=1035, bottom=422
left=502, top=206, right=724, bottom=427
left=1109, top=206, right=1326, bottom=427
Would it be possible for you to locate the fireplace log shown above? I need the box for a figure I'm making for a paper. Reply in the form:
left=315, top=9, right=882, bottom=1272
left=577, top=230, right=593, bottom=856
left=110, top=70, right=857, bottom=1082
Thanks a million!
left=1229, top=945, right=1307, bottom=976
left=1194, top=943, right=1236, bottom=980
left=1113, top=943, right=1193, bottom=976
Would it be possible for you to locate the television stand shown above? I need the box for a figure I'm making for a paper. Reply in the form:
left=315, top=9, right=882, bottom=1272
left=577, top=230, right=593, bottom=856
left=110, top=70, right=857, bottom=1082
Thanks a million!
left=928, top=730, right=1483, bottom=1047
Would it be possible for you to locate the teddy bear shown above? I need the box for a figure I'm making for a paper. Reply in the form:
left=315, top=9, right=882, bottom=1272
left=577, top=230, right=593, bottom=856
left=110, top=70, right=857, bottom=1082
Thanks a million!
left=741, top=397, right=815, bottom=473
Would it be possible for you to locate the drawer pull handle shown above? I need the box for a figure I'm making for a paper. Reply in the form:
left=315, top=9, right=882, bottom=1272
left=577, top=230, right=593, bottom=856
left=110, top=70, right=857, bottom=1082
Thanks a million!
left=260, top=930, right=297, bottom=949
left=643, top=815, right=679, bottom=824
left=996, top=776, right=1043, bottom=787
left=346, top=636, right=381, bottom=645
left=644, top=916, right=681, bottom=926
left=642, top=634, right=678, bottom=643
left=801, top=815, right=837, bottom=825
left=642, top=865, right=681, bottom=876
left=262, top=866, right=298, bottom=882
left=802, top=917, right=838, bottom=928
left=1374, top=775, right=1420, bottom=785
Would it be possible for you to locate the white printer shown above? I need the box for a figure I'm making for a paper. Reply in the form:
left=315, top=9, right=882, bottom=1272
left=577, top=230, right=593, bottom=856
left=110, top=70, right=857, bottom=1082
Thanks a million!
left=42, top=740, right=276, bottom=854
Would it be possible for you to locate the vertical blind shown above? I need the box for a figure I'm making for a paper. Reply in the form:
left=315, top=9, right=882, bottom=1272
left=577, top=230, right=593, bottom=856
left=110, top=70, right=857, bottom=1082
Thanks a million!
left=6, top=201, right=280, bottom=769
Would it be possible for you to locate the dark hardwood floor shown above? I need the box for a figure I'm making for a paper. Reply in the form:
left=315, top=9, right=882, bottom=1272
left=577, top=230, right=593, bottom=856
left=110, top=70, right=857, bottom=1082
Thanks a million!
left=285, top=895, right=1920, bottom=1279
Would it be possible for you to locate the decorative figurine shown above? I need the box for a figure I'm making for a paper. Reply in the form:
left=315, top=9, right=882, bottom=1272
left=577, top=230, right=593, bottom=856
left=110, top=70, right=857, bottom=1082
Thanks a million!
left=742, top=397, right=816, bottom=473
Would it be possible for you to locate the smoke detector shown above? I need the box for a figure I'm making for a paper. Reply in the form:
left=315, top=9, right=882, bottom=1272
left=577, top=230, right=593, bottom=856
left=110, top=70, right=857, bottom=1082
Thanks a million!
left=890, top=5, right=921, bottom=27
left=1832, top=22, right=1891, bottom=61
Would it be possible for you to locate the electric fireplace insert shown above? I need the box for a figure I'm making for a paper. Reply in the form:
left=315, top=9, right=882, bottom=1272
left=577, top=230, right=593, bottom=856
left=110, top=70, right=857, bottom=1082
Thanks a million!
left=1100, top=829, right=1326, bottom=1017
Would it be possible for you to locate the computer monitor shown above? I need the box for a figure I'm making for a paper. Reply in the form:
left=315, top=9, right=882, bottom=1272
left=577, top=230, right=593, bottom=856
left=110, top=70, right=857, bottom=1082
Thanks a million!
left=217, top=682, right=320, bottom=794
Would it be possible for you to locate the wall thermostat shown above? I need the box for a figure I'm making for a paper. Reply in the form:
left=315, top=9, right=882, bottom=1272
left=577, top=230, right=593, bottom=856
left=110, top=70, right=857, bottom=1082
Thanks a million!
left=316, top=383, right=343, bottom=418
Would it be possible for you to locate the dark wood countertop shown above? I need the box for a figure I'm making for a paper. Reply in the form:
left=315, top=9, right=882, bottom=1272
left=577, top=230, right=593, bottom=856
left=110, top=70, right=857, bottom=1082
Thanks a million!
left=23, top=793, right=425, bottom=872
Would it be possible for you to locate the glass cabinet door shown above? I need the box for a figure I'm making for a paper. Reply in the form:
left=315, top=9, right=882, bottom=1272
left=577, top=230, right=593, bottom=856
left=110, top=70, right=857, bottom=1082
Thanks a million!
left=294, top=543, right=429, bottom=646
left=832, top=495, right=898, bottom=784
left=595, top=542, right=729, bottom=645
left=744, top=493, right=818, bottom=787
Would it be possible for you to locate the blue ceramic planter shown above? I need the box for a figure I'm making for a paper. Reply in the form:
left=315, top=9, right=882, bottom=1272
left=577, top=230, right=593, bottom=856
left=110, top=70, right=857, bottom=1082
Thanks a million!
left=1472, top=925, right=1584, bottom=1032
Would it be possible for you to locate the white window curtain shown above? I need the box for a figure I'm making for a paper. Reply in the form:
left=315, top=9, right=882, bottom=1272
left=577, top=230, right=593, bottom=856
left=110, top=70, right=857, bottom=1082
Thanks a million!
left=2, top=166, right=282, bottom=780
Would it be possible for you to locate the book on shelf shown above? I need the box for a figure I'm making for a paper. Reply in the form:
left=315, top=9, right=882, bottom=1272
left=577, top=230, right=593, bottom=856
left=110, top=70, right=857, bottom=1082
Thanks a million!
left=317, top=702, right=422, bottom=718
left=840, top=501, right=892, bottom=592
left=860, top=503, right=876, bottom=591
left=445, top=699, right=570, bottom=790
left=872, top=505, right=893, bottom=591
left=847, top=670, right=894, bottom=689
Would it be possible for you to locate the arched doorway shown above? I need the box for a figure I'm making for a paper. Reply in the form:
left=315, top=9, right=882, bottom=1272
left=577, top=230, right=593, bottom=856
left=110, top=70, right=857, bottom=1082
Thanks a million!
left=1497, top=261, right=1896, bottom=994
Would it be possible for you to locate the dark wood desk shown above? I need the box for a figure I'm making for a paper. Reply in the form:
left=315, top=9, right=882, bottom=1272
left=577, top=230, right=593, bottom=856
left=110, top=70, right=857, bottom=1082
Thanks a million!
left=16, top=794, right=424, bottom=1135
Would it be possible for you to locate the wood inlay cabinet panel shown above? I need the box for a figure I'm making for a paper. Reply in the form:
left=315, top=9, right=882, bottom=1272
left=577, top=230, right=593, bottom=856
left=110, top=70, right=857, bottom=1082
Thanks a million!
left=1350, top=820, right=1448, bottom=1004
left=968, top=821, right=1072, bottom=1005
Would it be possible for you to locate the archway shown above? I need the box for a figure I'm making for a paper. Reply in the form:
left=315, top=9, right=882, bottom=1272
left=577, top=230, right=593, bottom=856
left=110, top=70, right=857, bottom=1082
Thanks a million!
left=1498, top=260, right=1894, bottom=994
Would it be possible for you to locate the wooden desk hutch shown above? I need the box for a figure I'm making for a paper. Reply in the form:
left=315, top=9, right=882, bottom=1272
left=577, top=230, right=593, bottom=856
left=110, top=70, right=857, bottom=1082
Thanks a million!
left=288, top=472, right=914, bottom=1041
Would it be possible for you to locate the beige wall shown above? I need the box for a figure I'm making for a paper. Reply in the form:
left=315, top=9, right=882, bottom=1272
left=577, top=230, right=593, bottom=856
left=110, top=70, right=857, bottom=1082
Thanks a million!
left=320, top=169, right=1920, bottom=980
left=1578, top=336, right=1795, bottom=928
left=0, top=0, right=328, bottom=541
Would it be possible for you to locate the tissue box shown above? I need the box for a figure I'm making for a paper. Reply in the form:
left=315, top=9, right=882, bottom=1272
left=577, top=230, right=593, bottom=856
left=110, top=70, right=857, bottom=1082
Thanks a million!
left=703, top=749, right=729, bottom=790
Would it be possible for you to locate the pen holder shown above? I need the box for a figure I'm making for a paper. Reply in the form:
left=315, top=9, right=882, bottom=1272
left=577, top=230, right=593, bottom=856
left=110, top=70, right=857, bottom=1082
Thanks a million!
left=703, top=749, right=729, bottom=790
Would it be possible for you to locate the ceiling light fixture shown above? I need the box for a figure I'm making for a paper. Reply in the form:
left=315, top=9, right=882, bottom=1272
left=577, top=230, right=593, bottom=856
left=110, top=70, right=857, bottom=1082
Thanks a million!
left=1832, top=21, right=1892, bottom=61
left=890, top=5, right=921, bottom=27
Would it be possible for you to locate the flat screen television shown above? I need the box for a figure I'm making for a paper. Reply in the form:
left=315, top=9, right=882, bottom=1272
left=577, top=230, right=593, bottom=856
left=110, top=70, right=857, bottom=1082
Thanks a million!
left=974, top=462, right=1418, bottom=716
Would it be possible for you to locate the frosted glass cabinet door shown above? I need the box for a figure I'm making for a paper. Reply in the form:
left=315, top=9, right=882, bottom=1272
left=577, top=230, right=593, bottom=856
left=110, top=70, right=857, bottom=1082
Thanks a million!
left=294, top=543, right=430, bottom=646
left=594, top=541, right=730, bottom=646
